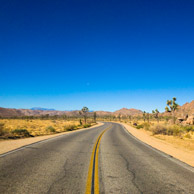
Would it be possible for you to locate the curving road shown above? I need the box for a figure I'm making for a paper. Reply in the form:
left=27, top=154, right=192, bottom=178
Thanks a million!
left=0, top=122, right=194, bottom=194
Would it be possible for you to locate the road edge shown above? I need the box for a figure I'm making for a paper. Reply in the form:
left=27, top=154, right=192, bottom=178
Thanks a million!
left=0, top=122, right=104, bottom=156
left=118, top=122, right=194, bottom=169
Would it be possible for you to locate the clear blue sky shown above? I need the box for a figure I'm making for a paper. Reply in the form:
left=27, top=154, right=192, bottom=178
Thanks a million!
left=0, top=0, right=194, bottom=112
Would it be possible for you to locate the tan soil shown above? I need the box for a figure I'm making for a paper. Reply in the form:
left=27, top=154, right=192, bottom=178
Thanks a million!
left=0, top=122, right=103, bottom=155
left=121, top=123, right=194, bottom=167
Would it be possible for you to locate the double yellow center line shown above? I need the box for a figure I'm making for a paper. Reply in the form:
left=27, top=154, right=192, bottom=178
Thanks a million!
left=85, top=125, right=112, bottom=194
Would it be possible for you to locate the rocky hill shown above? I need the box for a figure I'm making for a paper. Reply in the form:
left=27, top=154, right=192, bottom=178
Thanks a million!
left=0, top=108, right=80, bottom=117
left=114, top=108, right=142, bottom=116
left=176, top=100, right=194, bottom=116
left=161, top=100, right=194, bottom=118
left=0, top=107, right=24, bottom=117
left=0, top=107, right=142, bottom=118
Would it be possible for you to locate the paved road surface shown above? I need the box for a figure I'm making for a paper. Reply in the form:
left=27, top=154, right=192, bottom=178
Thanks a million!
left=0, top=122, right=194, bottom=194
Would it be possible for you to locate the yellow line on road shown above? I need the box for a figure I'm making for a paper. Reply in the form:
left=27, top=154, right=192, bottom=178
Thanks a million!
left=85, top=125, right=112, bottom=194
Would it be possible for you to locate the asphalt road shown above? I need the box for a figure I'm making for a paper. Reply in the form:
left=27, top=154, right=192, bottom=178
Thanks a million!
left=0, top=122, right=194, bottom=194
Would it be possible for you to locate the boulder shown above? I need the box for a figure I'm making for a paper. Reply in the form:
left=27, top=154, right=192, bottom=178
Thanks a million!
left=176, top=117, right=184, bottom=124
left=177, top=117, right=184, bottom=121
left=185, top=116, right=194, bottom=125
left=168, top=119, right=174, bottom=124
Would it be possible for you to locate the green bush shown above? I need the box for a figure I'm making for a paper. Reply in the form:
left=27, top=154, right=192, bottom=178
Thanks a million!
left=184, top=133, right=191, bottom=139
left=181, top=125, right=194, bottom=132
left=64, top=125, right=76, bottom=131
left=12, top=129, right=31, bottom=137
left=79, top=119, right=82, bottom=126
left=46, top=126, right=56, bottom=133
left=136, top=124, right=143, bottom=129
left=135, top=123, right=151, bottom=130
left=167, top=125, right=181, bottom=136
left=83, top=124, right=91, bottom=128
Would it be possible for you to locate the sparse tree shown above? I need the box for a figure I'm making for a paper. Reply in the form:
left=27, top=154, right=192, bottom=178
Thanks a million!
left=81, top=107, right=89, bottom=124
left=165, top=97, right=178, bottom=124
left=143, top=111, right=146, bottom=122
left=93, top=112, right=97, bottom=123
left=79, top=119, right=82, bottom=126
left=146, top=113, right=150, bottom=123
left=165, top=106, right=170, bottom=112
left=152, top=109, right=160, bottom=123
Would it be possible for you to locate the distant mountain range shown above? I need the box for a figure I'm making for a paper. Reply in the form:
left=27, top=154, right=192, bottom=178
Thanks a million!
left=0, top=101, right=193, bottom=118
left=0, top=107, right=142, bottom=117
left=31, top=107, right=56, bottom=111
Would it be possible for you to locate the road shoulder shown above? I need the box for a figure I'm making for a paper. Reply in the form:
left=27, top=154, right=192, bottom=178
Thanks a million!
left=0, top=122, right=104, bottom=155
left=120, top=123, right=194, bottom=167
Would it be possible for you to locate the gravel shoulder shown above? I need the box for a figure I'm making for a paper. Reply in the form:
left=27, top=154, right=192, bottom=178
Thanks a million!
left=120, top=123, right=194, bottom=167
left=0, top=122, right=103, bottom=155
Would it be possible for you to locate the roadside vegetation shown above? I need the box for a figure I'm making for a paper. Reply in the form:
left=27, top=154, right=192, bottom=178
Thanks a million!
left=131, top=98, right=193, bottom=139
left=0, top=107, right=97, bottom=139
left=134, top=122, right=194, bottom=139
left=98, top=98, right=194, bottom=141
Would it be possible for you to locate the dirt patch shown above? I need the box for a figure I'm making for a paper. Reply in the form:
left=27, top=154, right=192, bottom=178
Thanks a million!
left=0, top=122, right=103, bottom=155
left=120, top=123, right=194, bottom=167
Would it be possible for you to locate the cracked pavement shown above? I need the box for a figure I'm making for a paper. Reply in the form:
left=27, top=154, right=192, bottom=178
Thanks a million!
left=99, top=123, right=194, bottom=194
left=0, top=122, right=194, bottom=194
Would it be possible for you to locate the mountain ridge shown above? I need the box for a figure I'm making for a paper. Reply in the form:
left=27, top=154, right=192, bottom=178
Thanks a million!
left=0, top=100, right=193, bottom=117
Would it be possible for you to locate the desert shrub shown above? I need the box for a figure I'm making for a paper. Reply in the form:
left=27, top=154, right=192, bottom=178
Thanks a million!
left=64, top=125, right=76, bottom=131
left=83, top=124, right=91, bottom=128
left=136, top=123, right=151, bottom=130
left=181, top=125, right=194, bottom=132
left=12, top=129, right=31, bottom=137
left=136, top=124, right=143, bottom=129
left=46, top=126, right=56, bottom=133
left=167, top=125, right=181, bottom=136
left=0, top=123, right=5, bottom=136
left=142, top=122, right=151, bottom=130
left=151, top=124, right=184, bottom=136
left=151, top=125, right=168, bottom=135
left=184, top=133, right=191, bottom=139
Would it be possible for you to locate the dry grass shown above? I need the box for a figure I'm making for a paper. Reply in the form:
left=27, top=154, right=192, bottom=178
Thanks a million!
left=150, top=124, right=194, bottom=138
left=0, top=119, right=87, bottom=138
left=154, top=134, right=194, bottom=151
left=127, top=120, right=194, bottom=151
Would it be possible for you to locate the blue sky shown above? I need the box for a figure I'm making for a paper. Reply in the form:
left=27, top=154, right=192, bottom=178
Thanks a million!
left=0, top=0, right=194, bottom=112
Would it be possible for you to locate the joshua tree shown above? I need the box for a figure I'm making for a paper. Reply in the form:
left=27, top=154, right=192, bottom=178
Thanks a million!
left=152, top=109, right=160, bottom=123
left=81, top=107, right=89, bottom=124
left=165, top=97, right=178, bottom=124
left=143, top=111, right=146, bottom=122
left=79, top=111, right=82, bottom=124
left=93, top=112, right=97, bottom=123
left=146, top=113, right=150, bottom=123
